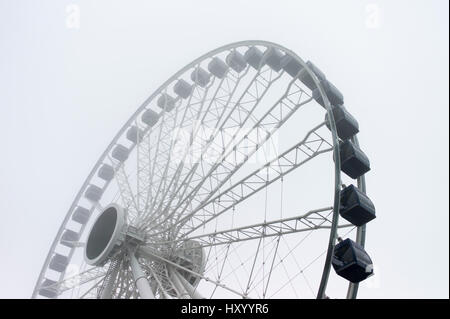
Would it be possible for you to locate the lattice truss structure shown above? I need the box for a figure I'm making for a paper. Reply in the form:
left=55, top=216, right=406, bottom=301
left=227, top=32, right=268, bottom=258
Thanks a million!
left=33, top=41, right=373, bottom=300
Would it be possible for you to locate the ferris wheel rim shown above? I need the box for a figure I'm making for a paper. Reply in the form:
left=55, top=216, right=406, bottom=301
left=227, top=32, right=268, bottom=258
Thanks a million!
left=32, top=40, right=353, bottom=299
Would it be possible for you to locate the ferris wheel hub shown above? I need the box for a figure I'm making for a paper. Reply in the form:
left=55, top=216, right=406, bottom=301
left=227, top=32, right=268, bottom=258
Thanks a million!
left=84, top=204, right=134, bottom=266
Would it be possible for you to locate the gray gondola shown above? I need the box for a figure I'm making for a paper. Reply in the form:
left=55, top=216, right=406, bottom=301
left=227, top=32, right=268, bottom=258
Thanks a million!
left=281, top=55, right=304, bottom=78
left=49, top=253, right=69, bottom=272
left=157, top=93, right=176, bottom=111
left=84, top=184, right=103, bottom=202
left=340, top=184, right=376, bottom=226
left=190, top=67, right=211, bottom=88
left=226, top=50, right=247, bottom=73
left=332, top=238, right=374, bottom=283
left=325, top=104, right=359, bottom=140
left=174, top=79, right=193, bottom=99
left=38, top=279, right=58, bottom=298
left=264, top=47, right=285, bottom=72
left=339, top=140, right=371, bottom=179
left=299, top=61, right=326, bottom=90
left=126, top=125, right=144, bottom=143
left=97, top=164, right=114, bottom=181
left=244, top=46, right=265, bottom=70
left=142, top=109, right=159, bottom=127
left=312, top=79, right=344, bottom=107
left=112, top=144, right=129, bottom=162
left=72, top=206, right=91, bottom=224
left=208, top=57, right=228, bottom=79
left=60, top=229, right=79, bottom=248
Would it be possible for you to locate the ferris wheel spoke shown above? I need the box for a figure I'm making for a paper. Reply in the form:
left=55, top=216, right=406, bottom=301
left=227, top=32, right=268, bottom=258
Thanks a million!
left=249, top=221, right=358, bottom=298
left=143, top=72, right=243, bottom=226
left=145, top=66, right=289, bottom=233
left=175, top=69, right=286, bottom=198
left=279, top=235, right=316, bottom=297
left=41, top=266, right=108, bottom=296
left=108, top=156, right=139, bottom=221
left=243, top=221, right=354, bottom=297
left=244, top=236, right=281, bottom=298
left=122, top=267, right=136, bottom=299
left=79, top=276, right=106, bottom=299
left=138, top=108, right=163, bottom=214
left=140, top=99, right=178, bottom=217
left=137, top=125, right=154, bottom=210
left=208, top=242, right=249, bottom=297
left=144, top=262, right=172, bottom=299
left=157, top=60, right=275, bottom=208
left=139, top=77, right=217, bottom=225
left=267, top=246, right=328, bottom=298
left=160, top=207, right=351, bottom=250
left=138, top=63, right=259, bottom=230
left=142, top=97, right=183, bottom=217
left=113, top=266, right=134, bottom=299
left=170, top=80, right=313, bottom=235
left=114, top=266, right=131, bottom=298
left=171, top=122, right=332, bottom=237
left=262, top=236, right=281, bottom=298
left=246, top=242, right=314, bottom=298
left=144, top=107, right=192, bottom=223
left=215, top=236, right=276, bottom=294
left=143, top=63, right=254, bottom=224
left=146, top=83, right=207, bottom=210
left=140, top=73, right=218, bottom=224
left=208, top=244, right=231, bottom=298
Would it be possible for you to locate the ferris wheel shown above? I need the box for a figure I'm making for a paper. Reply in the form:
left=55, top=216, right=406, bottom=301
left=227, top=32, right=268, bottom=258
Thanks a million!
left=32, top=40, right=376, bottom=299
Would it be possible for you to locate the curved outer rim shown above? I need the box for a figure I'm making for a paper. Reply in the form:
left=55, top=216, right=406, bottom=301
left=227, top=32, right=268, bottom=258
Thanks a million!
left=32, top=40, right=359, bottom=299
left=346, top=136, right=367, bottom=298
left=84, top=203, right=126, bottom=266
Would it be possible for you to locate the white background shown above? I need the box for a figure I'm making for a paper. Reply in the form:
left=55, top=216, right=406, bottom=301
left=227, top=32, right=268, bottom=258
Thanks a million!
left=0, top=0, right=448, bottom=298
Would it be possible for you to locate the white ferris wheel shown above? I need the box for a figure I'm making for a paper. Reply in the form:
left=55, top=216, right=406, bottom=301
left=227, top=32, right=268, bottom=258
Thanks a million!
left=32, top=41, right=376, bottom=299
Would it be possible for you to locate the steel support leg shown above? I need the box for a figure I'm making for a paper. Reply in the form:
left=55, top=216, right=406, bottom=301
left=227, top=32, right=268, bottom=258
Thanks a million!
left=172, top=269, right=204, bottom=299
left=169, top=267, right=191, bottom=299
left=130, top=253, right=155, bottom=299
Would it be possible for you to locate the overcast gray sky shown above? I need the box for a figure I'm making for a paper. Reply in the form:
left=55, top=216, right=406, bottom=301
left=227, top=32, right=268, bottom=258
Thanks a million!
left=0, top=0, right=448, bottom=298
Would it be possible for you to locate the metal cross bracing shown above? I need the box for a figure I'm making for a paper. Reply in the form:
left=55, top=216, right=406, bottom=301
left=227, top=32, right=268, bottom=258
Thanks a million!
left=139, top=94, right=184, bottom=224
left=43, top=266, right=107, bottom=295
left=138, top=74, right=219, bottom=226
left=136, top=64, right=255, bottom=230
left=173, top=121, right=334, bottom=237
left=146, top=75, right=244, bottom=224
left=143, top=261, right=173, bottom=299
left=157, top=76, right=314, bottom=237
left=199, top=234, right=290, bottom=298
left=134, top=69, right=230, bottom=227
left=118, top=78, right=207, bottom=227
left=152, top=207, right=352, bottom=250
left=96, top=255, right=122, bottom=298
left=79, top=277, right=105, bottom=299
left=111, top=265, right=130, bottom=298
left=37, top=178, right=116, bottom=298
left=139, top=61, right=289, bottom=233
left=146, top=97, right=318, bottom=240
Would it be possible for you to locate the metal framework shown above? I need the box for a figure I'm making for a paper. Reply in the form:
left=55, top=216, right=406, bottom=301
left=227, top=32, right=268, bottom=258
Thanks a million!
left=32, top=40, right=370, bottom=300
